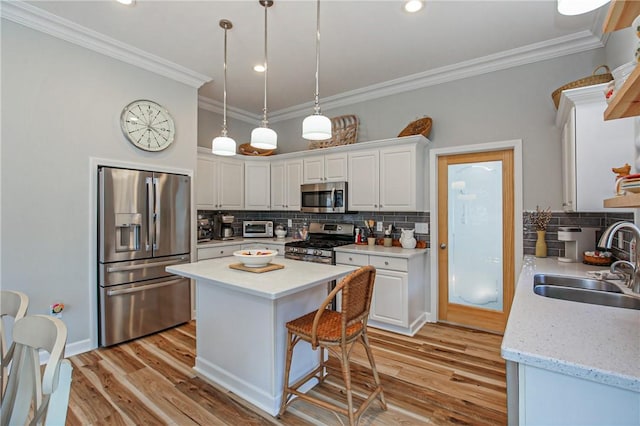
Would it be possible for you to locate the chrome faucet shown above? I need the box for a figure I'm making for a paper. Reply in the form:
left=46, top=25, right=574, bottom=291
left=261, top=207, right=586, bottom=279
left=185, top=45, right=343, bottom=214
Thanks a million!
left=610, top=260, right=635, bottom=289
left=598, top=221, right=640, bottom=293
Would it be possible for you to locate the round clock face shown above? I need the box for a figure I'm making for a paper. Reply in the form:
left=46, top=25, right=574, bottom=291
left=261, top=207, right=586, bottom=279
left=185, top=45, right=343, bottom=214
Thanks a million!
left=120, top=100, right=175, bottom=152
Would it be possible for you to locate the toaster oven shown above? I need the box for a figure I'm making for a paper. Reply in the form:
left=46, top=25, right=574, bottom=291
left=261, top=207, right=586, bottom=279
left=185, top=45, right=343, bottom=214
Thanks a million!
left=242, top=220, right=274, bottom=238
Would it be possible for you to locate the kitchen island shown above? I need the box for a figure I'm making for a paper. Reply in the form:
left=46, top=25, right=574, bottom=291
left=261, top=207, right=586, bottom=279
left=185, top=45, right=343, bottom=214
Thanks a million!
left=167, top=257, right=357, bottom=416
left=502, top=256, right=640, bottom=425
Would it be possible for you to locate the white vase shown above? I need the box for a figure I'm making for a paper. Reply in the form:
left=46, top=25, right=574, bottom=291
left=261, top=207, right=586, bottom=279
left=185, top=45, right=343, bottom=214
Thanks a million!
left=400, top=229, right=416, bottom=249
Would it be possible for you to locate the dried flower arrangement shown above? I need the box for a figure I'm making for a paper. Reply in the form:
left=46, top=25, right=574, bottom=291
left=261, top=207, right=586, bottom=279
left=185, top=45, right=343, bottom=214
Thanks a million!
left=527, top=206, right=552, bottom=231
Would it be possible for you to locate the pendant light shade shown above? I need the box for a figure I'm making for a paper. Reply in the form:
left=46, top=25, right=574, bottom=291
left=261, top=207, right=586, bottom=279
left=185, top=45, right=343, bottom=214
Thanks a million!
left=251, top=0, right=278, bottom=150
left=302, top=0, right=332, bottom=141
left=212, top=19, right=237, bottom=156
left=557, top=0, right=609, bottom=15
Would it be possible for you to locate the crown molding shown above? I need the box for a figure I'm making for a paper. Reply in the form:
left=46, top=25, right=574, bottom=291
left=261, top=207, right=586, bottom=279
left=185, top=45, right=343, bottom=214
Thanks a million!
left=198, top=96, right=260, bottom=124
left=0, top=0, right=211, bottom=88
left=268, top=30, right=604, bottom=122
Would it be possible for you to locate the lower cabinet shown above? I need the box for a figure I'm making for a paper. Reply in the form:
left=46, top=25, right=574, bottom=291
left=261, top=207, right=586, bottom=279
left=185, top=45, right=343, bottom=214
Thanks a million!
left=197, top=244, right=242, bottom=261
left=335, top=250, right=427, bottom=336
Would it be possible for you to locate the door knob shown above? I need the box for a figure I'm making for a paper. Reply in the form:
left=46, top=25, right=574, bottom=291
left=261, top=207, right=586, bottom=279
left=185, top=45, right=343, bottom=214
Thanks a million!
left=440, top=243, right=447, bottom=249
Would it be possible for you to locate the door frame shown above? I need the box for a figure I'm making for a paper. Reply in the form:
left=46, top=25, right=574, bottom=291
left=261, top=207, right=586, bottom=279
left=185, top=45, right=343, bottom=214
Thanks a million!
left=428, top=140, right=523, bottom=324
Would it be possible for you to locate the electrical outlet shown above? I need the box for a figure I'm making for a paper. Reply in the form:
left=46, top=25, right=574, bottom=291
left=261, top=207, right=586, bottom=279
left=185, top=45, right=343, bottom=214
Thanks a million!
left=287, top=219, right=292, bottom=228
left=50, top=303, right=64, bottom=319
left=415, top=222, right=429, bottom=234
left=377, top=222, right=383, bottom=232
left=618, top=235, right=625, bottom=250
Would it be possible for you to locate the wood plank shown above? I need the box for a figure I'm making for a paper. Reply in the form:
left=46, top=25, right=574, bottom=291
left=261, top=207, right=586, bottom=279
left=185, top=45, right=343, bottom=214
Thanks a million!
left=66, top=321, right=507, bottom=425
left=603, top=0, right=640, bottom=33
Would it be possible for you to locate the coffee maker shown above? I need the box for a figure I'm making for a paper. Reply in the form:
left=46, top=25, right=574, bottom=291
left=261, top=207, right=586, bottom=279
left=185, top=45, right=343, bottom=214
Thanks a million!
left=213, top=213, right=235, bottom=240
left=558, top=227, right=598, bottom=263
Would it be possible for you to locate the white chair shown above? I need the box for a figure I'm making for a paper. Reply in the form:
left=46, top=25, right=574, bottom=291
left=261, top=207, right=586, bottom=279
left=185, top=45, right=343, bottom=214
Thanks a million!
left=1, top=315, right=72, bottom=426
left=1, top=290, right=29, bottom=397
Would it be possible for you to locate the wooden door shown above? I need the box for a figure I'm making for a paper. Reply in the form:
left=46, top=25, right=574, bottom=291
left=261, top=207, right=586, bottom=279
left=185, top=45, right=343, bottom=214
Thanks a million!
left=437, top=149, right=515, bottom=333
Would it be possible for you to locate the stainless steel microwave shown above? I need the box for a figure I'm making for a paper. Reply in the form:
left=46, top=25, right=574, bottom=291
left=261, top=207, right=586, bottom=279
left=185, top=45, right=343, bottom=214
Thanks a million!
left=301, top=182, right=347, bottom=213
left=242, top=220, right=274, bottom=238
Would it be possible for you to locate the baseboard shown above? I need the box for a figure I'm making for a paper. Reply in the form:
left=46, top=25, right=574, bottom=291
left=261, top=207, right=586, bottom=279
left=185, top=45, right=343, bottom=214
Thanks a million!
left=39, top=338, right=94, bottom=364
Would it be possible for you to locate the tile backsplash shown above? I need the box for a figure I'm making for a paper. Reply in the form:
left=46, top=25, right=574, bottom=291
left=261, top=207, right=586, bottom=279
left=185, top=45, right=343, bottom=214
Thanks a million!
left=198, top=210, right=635, bottom=260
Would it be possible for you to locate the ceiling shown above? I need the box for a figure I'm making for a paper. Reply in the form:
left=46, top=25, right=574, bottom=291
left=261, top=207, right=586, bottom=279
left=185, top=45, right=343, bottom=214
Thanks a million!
left=21, top=1, right=604, bottom=121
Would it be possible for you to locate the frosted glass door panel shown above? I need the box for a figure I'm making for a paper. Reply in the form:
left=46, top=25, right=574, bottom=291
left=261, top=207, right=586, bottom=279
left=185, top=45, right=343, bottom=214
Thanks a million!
left=448, top=161, right=503, bottom=311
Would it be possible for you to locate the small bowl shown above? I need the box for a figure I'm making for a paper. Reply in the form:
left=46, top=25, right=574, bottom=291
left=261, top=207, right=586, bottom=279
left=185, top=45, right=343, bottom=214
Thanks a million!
left=233, top=249, right=277, bottom=267
left=275, top=229, right=287, bottom=238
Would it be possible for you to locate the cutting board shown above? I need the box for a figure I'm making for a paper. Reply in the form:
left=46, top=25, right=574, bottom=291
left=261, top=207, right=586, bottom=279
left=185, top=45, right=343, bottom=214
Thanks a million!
left=229, top=263, right=284, bottom=273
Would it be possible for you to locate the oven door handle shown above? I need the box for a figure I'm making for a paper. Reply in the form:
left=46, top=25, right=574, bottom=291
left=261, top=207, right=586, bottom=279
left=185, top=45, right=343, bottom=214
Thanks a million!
left=106, top=278, right=184, bottom=296
left=331, top=188, right=336, bottom=211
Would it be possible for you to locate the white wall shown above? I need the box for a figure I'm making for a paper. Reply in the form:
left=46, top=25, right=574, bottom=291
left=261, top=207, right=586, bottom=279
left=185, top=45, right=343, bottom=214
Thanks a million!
left=1, top=21, right=198, bottom=350
left=198, top=108, right=256, bottom=152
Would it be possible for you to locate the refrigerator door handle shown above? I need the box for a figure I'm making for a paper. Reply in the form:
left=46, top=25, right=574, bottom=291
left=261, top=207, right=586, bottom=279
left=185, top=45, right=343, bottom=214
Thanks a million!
left=105, top=256, right=189, bottom=273
left=106, top=278, right=183, bottom=296
left=153, top=177, right=159, bottom=251
left=146, top=177, right=154, bottom=251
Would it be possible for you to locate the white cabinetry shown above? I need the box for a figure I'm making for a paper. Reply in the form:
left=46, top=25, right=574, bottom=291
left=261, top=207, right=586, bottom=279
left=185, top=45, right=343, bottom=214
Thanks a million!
left=271, top=159, right=303, bottom=210
left=348, top=142, right=426, bottom=212
left=196, top=151, right=244, bottom=210
left=303, top=153, right=348, bottom=183
left=241, top=242, right=284, bottom=256
left=197, top=244, right=242, bottom=260
left=335, top=249, right=427, bottom=335
left=244, top=161, right=271, bottom=210
left=517, top=364, right=639, bottom=425
left=557, top=84, right=634, bottom=212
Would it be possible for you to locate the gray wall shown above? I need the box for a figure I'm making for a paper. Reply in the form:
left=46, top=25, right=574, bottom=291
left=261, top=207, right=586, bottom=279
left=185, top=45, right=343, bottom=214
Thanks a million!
left=1, top=21, right=198, bottom=349
left=198, top=107, right=256, bottom=151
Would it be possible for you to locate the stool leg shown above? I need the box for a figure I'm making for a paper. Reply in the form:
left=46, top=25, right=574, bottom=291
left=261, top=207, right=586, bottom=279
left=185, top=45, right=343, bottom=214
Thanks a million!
left=361, top=331, right=386, bottom=410
left=279, top=330, right=294, bottom=417
left=340, top=343, right=356, bottom=426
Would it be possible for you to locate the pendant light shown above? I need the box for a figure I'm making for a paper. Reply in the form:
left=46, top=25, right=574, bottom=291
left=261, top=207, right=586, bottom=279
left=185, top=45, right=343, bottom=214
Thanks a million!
left=302, top=0, right=332, bottom=141
left=557, top=0, right=609, bottom=15
left=251, top=0, right=278, bottom=150
left=212, top=19, right=237, bottom=156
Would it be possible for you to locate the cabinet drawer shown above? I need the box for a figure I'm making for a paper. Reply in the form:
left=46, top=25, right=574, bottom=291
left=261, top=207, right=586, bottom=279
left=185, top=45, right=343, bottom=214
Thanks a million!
left=198, top=244, right=241, bottom=260
left=335, top=252, right=369, bottom=266
left=369, top=255, right=407, bottom=272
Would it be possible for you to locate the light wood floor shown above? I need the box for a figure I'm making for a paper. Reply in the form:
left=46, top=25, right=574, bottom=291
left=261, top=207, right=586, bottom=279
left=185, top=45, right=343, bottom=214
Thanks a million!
left=66, top=321, right=506, bottom=425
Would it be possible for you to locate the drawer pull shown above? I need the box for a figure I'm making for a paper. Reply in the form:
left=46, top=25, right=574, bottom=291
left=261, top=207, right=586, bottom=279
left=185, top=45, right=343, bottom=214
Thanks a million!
left=349, top=257, right=353, bottom=261
left=385, top=261, right=389, bottom=265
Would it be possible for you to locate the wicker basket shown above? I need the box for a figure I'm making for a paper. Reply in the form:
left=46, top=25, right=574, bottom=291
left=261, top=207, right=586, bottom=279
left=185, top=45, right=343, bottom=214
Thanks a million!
left=308, top=115, right=359, bottom=150
left=551, top=65, right=612, bottom=109
left=398, top=117, right=432, bottom=138
left=239, top=143, right=274, bottom=156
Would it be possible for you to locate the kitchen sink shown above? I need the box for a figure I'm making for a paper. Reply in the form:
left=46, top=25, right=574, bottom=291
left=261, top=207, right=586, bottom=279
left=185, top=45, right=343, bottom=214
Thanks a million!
left=533, top=274, right=640, bottom=310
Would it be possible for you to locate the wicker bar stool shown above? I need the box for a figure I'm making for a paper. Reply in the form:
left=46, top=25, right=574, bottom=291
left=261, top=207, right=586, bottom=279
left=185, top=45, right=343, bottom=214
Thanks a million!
left=279, top=265, right=386, bottom=425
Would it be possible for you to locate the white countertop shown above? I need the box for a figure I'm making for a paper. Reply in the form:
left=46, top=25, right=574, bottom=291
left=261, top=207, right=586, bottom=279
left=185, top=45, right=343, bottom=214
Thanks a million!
left=197, top=237, right=297, bottom=248
left=167, top=257, right=357, bottom=300
left=334, top=244, right=429, bottom=259
left=501, top=256, right=640, bottom=392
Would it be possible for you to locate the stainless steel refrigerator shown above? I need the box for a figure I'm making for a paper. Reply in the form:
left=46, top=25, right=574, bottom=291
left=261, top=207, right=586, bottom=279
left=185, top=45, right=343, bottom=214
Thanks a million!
left=98, top=166, right=191, bottom=347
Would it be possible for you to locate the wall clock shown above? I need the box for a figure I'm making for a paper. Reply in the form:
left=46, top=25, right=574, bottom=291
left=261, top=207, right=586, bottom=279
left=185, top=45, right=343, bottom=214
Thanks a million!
left=120, top=99, right=175, bottom=152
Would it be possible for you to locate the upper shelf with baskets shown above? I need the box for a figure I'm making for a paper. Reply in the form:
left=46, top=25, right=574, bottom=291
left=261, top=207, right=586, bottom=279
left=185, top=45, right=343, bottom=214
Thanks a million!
left=603, top=0, right=640, bottom=121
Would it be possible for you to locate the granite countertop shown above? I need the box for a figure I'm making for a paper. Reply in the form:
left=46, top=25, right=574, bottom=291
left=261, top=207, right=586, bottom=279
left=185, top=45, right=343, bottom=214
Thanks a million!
left=501, top=256, right=640, bottom=392
left=197, top=237, right=297, bottom=248
left=167, top=257, right=357, bottom=300
left=334, top=244, right=429, bottom=259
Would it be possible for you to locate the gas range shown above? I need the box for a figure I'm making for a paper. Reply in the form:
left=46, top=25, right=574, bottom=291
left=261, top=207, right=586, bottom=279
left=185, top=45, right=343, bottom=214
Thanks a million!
left=284, top=223, right=354, bottom=264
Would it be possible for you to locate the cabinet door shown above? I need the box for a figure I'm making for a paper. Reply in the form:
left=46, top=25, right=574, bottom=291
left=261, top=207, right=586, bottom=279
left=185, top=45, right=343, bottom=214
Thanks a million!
left=196, top=156, right=216, bottom=210
left=348, top=150, right=380, bottom=210
left=561, top=110, right=576, bottom=212
left=303, top=156, right=324, bottom=183
left=218, top=159, right=244, bottom=210
left=244, top=162, right=270, bottom=210
left=270, top=161, right=286, bottom=210
left=198, top=244, right=242, bottom=260
left=285, top=160, right=303, bottom=210
left=379, top=146, right=416, bottom=211
left=324, top=153, right=348, bottom=182
left=370, top=269, right=408, bottom=327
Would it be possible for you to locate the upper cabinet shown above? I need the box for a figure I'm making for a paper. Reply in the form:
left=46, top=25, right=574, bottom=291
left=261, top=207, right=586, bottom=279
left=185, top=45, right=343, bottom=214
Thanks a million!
left=557, top=85, right=634, bottom=212
left=270, top=159, right=302, bottom=211
left=303, top=153, right=348, bottom=183
left=603, top=0, right=640, bottom=120
left=244, top=160, right=271, bottom=211
left=196, top=151, right=244, bottom=210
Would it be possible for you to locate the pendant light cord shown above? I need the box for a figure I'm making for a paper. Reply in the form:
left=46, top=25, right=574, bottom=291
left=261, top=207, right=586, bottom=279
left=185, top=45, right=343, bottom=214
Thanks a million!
left=221, top=21, right=230, bottom=137
left=262, top=1, right=269, bottom=126
left=313, top=0, right=321, bottom=115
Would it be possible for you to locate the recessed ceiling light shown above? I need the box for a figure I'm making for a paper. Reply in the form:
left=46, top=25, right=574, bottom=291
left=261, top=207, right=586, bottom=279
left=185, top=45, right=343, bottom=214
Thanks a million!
left=254, top=64, right=266, bottom=73
left=404, top=0, right=423, bottom=13
left=116, top=0, right=135, bottom=6
left=557, top=0, right=609, bottom=15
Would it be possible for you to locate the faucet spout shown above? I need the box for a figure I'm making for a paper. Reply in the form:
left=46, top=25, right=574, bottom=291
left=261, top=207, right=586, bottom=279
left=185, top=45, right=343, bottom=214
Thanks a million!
left=598, top=221, right=640, bottom=294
